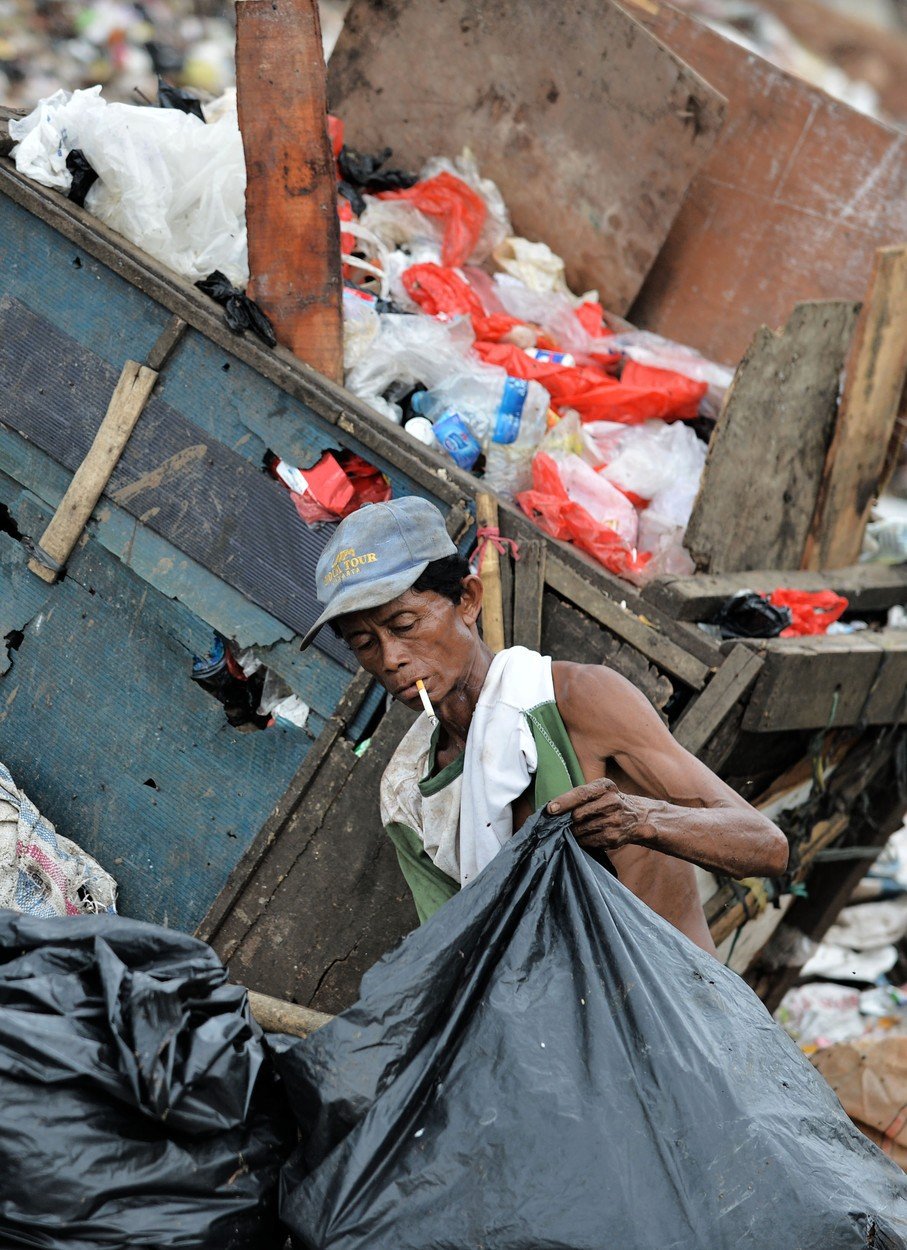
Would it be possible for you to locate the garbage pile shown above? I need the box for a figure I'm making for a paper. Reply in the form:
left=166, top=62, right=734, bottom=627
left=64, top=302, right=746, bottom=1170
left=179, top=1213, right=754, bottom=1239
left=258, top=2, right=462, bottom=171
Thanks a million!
left=0, top=0, right=235, bottom=110
left=331, top=119, right=731, bottom=582
left=8, top=87, right=732, bottom=583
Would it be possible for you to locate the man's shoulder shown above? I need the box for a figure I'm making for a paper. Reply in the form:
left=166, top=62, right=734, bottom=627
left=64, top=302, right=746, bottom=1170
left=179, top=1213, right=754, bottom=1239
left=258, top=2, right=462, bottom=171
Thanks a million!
left=551, top=661, right=643, bottom=739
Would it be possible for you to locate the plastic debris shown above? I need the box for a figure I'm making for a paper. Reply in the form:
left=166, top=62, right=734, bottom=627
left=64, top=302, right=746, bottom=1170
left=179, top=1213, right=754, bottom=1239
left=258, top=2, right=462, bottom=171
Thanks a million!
left=0, top=761, right=117, bottom=917
left=196, top=270, right=276, bottom=347
left=276, top=809, right=907, bottom=1248
left=0, top=910, right=292, bottom=1248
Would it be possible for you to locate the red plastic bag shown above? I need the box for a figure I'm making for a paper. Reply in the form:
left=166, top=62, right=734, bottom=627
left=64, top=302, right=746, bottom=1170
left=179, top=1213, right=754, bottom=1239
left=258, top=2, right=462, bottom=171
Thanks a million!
left=270, top=451, right=391, bottom=525
left=620, top=361, right=707, bottom=421
left=769, top=589, right=849, bottom=637
left=402, top=263, right=484, bottom=319
left=379, top=172, right=486, bottom=268
left=327, top=115, right=345, bottom=162
left=516, top=453, right=650, bottom=581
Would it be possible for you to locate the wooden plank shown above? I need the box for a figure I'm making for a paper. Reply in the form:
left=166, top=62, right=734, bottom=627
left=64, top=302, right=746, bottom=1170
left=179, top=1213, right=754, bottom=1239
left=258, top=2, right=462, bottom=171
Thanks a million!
left=644, top=562, right=907, bottom=621
left=512, top=539, right=546, bottom=652
left=743, top=633, right=907, bottom=732
left=545, top=554, right=712, bottom=689
left=804, top=246, right=907, bottom=569
left=328, top=0, right=726, bottom=314
left=684, top=301, right=860, bottom=574
left=672, top=644, right=764, bottom=755
left=540, top=592, right=674, bottom=711
left=213, top=701, right=420, bottom=1014
left=28, top=361, right=158, bottom=582
left=622, top=0, right=907, bottom=365
left=235, top=0, right=343, bottom=381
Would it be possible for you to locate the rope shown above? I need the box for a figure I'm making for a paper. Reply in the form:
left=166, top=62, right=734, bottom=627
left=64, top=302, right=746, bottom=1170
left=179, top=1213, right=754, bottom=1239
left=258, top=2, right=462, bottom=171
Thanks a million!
left=474, top=525, right=521, bottom=566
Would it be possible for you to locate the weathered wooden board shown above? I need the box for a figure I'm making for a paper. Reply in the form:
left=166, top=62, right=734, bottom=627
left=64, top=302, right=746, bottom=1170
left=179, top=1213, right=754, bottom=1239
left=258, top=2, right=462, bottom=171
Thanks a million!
left=684, top=301, right=860, bottom=574
left=210, top=700, right=420, bottom=1015
left=236, top=0, right=343, bottom=381
left=512, top=540, right=546, bottom=652
left=540, top=592, right=674, bottom=711
left=804, top=246, right=907, bottom=570
left=672, top=644, right=764, bottom=755
left=622, top=0, right=907, bottom=365
left=645, top=563, right=907, bottom=621
left=327, top=0, right=726, bottom=313
left=0, top=481, right=311, bottom=931
left=743, top=632, right=907, bottom=732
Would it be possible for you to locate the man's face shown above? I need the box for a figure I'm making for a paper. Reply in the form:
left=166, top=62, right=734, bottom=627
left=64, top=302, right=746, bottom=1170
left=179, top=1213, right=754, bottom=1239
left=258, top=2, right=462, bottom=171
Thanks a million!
left=336, top=577, right=483, bottom=709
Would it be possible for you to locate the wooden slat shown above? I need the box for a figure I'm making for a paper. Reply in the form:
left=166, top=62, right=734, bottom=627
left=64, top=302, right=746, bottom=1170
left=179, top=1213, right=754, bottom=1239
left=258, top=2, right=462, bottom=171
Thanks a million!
left=545, top=554, right=712, bottom=689
left=328, top=0, right=726, bottom=314
left=622, top=0, right=907, bottom=366
left=644, top=563, right=907, bottom=621
left=235, top=0, right=343, bottom=381
left=512, top=540, right=546, bottom=652
left=28, top=360, right=158, bottom=582
left=684, top=301, right=860, bottom=574
left=743, top=632, right=907, bottom=733
left=804, top=246, right=907, bottom=569
left=672, top=644, right=764, bottom=755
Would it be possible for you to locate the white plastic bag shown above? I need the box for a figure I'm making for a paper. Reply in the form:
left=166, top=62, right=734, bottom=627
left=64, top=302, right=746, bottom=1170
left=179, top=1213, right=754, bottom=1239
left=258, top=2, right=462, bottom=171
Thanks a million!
left=12, top=87, right=249, bottom=286
left=591, top=419, right=706, bottom=502
left=493, top=236, right=570, bottom=295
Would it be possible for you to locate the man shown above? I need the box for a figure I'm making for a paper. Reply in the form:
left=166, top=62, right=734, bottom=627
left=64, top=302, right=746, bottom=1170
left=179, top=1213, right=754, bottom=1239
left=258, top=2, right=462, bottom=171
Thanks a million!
left=302, top=497, right=788, bottom=952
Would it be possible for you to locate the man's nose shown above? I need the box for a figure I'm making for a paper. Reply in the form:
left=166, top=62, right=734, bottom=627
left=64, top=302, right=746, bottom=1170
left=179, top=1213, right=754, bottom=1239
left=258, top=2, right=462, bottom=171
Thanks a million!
left=379, top=634, right=409, bottom=673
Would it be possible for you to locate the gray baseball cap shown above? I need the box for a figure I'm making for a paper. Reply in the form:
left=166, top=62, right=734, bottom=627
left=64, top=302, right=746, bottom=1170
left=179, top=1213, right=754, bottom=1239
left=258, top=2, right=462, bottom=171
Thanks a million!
left=301, top=496, right=458, bottom=648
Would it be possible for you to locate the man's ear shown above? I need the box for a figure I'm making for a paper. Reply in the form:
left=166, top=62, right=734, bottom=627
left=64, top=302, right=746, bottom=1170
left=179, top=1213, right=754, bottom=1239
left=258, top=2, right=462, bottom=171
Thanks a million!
left=458, top=573, right=484, bottom=627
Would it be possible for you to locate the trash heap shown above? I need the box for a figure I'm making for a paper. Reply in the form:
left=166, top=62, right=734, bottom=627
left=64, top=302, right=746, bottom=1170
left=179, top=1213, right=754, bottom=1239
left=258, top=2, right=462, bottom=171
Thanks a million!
left=0, top=0, right=235, bottom=110
left=8, top=88, right=733, bottom=585
left=330, top=119, right=732, bottom=583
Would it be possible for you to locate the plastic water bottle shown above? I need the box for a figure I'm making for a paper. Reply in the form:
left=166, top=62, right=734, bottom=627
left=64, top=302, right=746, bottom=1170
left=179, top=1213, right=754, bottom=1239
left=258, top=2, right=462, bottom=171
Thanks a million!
left=411, top=368, right=549, bottom=496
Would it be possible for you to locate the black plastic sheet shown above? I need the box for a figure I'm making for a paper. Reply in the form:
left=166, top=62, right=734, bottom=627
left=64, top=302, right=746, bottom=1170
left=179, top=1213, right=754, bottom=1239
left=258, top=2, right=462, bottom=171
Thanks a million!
left=277, top=811, right=907, bottom=1250
left=0, top=911, right=293, bottom=1248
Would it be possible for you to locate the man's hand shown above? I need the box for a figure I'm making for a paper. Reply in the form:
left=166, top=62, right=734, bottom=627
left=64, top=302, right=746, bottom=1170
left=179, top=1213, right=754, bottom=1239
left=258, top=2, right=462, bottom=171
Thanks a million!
left=547, top=779, right=654, bottom=853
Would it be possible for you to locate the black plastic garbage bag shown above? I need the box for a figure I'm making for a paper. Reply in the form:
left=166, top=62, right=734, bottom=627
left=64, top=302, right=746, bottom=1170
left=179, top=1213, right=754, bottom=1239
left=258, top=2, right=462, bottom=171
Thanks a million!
left=277, top=811, right=907, bottom=1250
left=0, top=911, right=293, bottom=1249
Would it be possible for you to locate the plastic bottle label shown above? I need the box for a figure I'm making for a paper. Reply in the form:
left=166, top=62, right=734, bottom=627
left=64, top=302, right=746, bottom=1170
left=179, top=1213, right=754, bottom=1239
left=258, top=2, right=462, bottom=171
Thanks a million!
left=493, top=377, right=528, bottom=445
left=434, top=412, right=482, bottom=469
left=525, top=348, right=576, bottom=367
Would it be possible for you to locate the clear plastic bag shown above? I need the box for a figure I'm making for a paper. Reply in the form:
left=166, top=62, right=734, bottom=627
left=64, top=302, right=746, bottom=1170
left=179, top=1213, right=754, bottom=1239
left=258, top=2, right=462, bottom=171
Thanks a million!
left=12, top=86, right=249, bottom=286
left=345, top=313, right=476, bottom=413
left=590, top=419, right=707, bottom=502
left=492, top=235, right=570, bottom=295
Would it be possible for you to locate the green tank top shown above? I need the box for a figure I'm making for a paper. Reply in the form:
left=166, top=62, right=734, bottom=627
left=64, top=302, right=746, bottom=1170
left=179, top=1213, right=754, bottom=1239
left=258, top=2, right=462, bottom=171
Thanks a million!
left=386, top=700, right=585, bottom=924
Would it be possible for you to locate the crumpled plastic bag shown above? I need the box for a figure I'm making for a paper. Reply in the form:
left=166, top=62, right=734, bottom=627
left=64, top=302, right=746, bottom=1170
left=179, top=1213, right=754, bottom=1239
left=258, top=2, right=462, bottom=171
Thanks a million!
left=0, top=911, right=292, bottom=1248
left=11, top=86, right=249, bottom=286
left=608, top=329, right=734, bottom=421
left=270, top=449, right=391, bottom=524
left=492, top=235, right=570, bottom=294
left=770, top=588, right=849, bottom=636
left=517, top=450, right=648, bottom=580
left=276, top=809, right=907, bottom=1249
left=378, top=170, right=487, bottom=269
left=345, top=312, right=476, bottom=416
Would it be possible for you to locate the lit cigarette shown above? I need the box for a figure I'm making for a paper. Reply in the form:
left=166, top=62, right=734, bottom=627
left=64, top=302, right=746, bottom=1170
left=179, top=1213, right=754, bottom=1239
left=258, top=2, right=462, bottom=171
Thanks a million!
left=416, top=679, right=438, bottom=727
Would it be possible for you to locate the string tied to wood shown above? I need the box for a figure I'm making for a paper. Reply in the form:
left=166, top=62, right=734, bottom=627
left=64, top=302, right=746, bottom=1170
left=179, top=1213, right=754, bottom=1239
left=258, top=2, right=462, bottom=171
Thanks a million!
left=473, top=525, right=521, bottom=567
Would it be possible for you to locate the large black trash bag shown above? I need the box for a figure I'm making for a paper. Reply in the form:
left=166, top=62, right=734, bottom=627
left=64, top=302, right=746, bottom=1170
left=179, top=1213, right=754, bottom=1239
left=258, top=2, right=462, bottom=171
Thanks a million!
left=0, top=911, right=293, bottom=1249
left=277, top=811, right=907, bottom=1250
